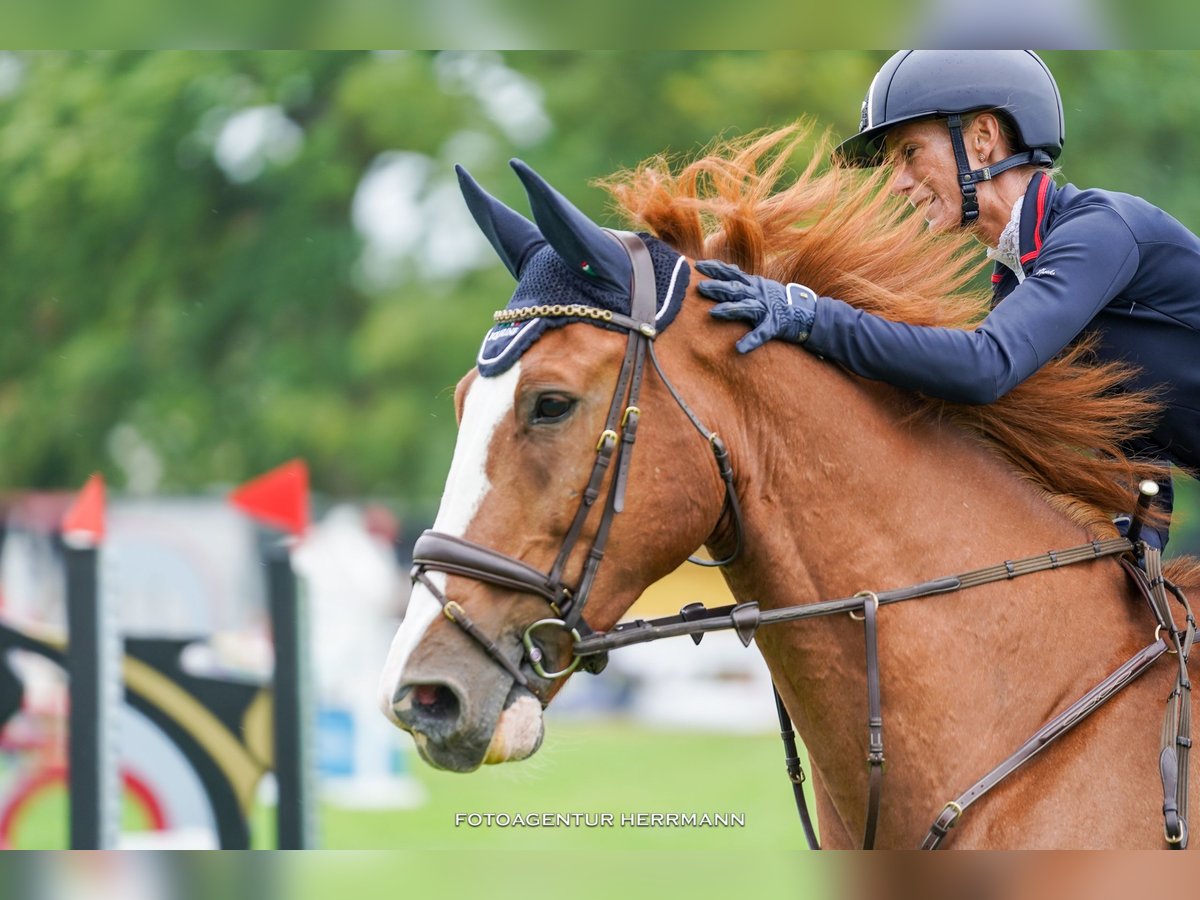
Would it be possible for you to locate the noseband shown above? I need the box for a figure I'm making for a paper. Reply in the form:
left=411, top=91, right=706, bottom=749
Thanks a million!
left=410, top=231, right=743, bottom=699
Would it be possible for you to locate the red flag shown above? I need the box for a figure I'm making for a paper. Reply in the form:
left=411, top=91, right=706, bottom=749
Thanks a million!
left=62, top=473, right=106, bottom=546
left=230, top=459, right=310, bottom=537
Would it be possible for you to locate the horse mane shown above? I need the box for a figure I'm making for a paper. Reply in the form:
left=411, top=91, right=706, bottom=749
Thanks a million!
left=599, top=123, right=1168, bottom=534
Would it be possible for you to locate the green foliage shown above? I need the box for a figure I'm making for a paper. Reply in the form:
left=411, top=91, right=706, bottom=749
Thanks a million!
left=0, top=51, right=1197, bottom=536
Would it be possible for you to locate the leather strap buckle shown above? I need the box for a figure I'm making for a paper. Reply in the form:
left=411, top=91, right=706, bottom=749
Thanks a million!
left=940, top=800, right=963, bottom=829
left=1166, top=818, right=1186, bottom=846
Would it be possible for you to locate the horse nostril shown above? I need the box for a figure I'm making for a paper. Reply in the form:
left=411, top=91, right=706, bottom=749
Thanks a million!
left=392, top=680, right=465, bottom=739
left=412, top=683, right=461, bottom=724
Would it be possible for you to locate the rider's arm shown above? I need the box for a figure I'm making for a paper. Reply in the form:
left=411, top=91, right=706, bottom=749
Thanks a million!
left=805, top=205, right=1141, bottom=403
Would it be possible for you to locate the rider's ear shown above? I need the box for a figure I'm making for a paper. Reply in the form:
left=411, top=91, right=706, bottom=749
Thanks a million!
left=510, top=158, right=633, bottom=295
left=967, top=112, right=1006, bottom=159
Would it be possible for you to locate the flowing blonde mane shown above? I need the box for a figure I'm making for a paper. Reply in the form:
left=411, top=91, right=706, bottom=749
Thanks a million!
left=600, top=123, right=1168, bottom=537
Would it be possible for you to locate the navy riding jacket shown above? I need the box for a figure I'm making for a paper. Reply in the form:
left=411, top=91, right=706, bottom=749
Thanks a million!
left=807, top=171, right=1200, bottom=478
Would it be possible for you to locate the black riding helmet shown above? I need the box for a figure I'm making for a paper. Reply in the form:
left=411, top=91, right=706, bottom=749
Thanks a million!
left=835, top=51, right=1065, bottom=226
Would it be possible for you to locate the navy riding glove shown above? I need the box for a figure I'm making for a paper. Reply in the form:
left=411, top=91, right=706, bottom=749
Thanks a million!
left=695, top=260, right=818, bottom=354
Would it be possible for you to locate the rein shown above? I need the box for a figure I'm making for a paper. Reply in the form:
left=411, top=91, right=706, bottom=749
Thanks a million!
left=572, top=539, right=1132, bottom=655
left=412, top=232, right=1193, bottom=849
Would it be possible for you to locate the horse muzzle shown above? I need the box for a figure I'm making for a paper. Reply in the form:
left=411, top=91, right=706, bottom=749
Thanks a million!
left=390, top=677, right=544, bottom=772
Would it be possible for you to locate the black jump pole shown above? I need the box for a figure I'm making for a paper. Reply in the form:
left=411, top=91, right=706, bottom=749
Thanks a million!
left=231, top=459, right=316, bottom=849
left=263, top=531, right=316, bottom=850
left=62, top=473, right=119, bottom=850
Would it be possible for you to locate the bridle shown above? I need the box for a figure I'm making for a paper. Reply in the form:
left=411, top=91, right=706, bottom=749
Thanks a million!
left=409, top=234, right=1194, bottom=849
left=410, top=230, right=743, bottom=696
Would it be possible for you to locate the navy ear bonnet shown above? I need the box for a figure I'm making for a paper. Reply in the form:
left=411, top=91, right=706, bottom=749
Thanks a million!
left=457, top=160, right=690, bottom=377
left=478, top=238, right=688, bottom=376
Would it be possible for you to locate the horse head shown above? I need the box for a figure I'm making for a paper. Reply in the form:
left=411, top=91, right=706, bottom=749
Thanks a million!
left=378, top=160, right=735, bottom=772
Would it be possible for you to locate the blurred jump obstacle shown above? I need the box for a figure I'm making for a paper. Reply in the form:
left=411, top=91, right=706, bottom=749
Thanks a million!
left=0, top=461, right=317, bottom=849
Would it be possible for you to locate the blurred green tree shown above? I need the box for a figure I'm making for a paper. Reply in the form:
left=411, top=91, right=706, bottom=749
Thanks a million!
left=0, top=51, right=1195, bottom=550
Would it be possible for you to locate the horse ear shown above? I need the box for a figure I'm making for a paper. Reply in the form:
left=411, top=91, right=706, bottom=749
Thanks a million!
left=456, top=164, right=545, bottom=279
left=510, top=159, right=632, bottom=294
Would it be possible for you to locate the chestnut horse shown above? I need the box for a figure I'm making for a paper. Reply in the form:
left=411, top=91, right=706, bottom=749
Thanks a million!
left=379, top=126, right=1198, bottom=848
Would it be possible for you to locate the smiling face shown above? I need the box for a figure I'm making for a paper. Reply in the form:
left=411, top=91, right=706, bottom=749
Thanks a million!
left=882, top=112, right=1027, bottom=243
left=884, top=118, right=965, bottom=233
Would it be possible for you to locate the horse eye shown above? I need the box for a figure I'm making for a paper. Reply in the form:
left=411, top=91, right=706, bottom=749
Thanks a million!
left=532, top=395, right=576, bottom=424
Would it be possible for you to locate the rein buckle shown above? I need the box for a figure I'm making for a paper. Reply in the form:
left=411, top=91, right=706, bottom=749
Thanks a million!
left=940, top=801, right=963, bottom=829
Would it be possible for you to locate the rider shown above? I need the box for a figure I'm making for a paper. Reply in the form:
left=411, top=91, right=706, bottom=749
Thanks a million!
left=696, top=50, right=1200, bottom=551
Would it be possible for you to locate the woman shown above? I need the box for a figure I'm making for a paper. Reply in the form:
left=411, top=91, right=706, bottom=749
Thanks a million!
left=697, top=50, right=1200, bottom=550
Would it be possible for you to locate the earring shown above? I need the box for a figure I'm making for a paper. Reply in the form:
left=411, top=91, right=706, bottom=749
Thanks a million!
left=978, top=153, right=987, bottom=163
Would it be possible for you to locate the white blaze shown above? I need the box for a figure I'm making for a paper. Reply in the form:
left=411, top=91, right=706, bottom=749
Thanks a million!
left=378, top=363, right=521, bottom=723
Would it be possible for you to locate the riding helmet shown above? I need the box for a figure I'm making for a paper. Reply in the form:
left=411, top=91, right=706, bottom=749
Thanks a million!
left=835, top=50, right=1065, bottom=167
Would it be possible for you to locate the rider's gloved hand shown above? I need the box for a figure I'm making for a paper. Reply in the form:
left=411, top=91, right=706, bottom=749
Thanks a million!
left=695, top=259, right=818, bottom=354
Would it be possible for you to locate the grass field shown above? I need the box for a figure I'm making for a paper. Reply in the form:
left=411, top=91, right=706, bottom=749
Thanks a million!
left=257, top=720, right=816, bottom=851
left=268, top=722, right=831, bottom=897
left=280, top=848, right=830, bottom=899
left=7, top=720, right=818, bottom=852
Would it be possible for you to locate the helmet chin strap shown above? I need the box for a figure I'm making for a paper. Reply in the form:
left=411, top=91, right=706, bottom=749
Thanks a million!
left=945, top=113, right=1055, bottom=227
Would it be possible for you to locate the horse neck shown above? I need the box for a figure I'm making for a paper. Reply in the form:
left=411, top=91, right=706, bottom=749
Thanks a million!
left=695, top=330, right=1140, bottom=844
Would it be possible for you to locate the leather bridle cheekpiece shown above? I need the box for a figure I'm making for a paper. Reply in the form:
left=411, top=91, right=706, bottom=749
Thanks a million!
left=409, top=230, right=743, bottom=696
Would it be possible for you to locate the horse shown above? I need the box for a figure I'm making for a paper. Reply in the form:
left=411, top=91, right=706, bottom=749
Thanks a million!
left=378, top=124, right=1200, bottom=849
